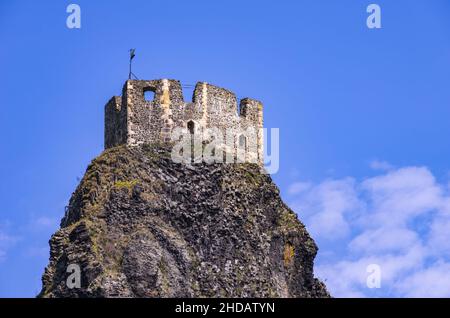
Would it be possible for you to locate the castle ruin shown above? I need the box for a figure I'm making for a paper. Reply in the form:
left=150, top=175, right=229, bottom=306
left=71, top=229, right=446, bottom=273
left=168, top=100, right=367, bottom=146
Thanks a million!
left=105, top=79, right=264, bottom=164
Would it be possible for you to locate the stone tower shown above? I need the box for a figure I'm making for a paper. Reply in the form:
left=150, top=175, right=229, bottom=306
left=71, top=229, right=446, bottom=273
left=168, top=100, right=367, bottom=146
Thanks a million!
left=105, top=79, right=264, bottom=164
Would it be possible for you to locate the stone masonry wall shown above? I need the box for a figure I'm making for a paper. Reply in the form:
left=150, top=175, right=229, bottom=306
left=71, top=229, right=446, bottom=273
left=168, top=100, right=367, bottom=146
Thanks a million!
left=105, top=79, right=264, bottom=164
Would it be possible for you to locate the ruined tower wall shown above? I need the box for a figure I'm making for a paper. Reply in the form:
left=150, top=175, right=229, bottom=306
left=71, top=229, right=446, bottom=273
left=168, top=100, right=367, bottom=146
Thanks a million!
left=104, top=79, right=264, bottom=163
left=104, top=96, right=126, bottom=148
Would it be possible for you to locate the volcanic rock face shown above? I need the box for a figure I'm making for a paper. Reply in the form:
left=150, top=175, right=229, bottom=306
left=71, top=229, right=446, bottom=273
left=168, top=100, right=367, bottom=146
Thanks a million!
left=39, top=145, right=329, bottom=297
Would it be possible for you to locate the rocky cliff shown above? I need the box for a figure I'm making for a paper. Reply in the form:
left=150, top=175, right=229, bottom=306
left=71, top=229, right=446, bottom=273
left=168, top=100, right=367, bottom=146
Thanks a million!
left=39, top=144, right=329, bottom=297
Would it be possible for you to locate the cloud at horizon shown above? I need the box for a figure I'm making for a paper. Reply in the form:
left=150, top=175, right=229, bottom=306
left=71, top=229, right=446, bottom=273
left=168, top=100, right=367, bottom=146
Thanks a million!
left=287, top=162, right=450, bottom=297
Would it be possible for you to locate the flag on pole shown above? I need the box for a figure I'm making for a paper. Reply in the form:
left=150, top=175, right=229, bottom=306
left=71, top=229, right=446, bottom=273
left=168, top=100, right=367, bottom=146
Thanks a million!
left=130, top=48, right=136, bottom=60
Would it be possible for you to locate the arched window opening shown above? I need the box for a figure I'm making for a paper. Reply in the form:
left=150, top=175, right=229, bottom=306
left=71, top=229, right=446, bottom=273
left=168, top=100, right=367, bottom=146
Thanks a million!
left=144, top=88, right=155, bottom=101
left=187, top=121, right=195, bottom=162
left=187, top=121, right=195, bottom=135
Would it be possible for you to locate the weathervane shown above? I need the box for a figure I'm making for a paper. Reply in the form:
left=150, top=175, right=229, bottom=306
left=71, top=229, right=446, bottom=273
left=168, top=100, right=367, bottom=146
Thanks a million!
left=128, top=49, right=138, bottom=80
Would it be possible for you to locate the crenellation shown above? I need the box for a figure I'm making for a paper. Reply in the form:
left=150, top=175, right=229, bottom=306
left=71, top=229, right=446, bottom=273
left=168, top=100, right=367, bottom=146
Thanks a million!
left=104, top=79, right=264, bottom=164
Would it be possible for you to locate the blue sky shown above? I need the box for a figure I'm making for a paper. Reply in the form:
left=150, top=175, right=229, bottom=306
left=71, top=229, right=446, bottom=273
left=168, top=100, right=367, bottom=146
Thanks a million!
left=1, top=0, right=450, bottom=297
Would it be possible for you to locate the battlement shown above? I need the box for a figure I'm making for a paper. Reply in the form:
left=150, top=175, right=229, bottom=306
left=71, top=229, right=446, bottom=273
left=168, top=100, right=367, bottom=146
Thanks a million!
left=105, top=79, right=264, bottom=164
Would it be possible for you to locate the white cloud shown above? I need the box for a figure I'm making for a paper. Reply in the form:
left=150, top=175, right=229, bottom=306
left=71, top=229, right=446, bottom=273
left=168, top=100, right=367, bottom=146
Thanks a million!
left=287, top=182, right=311, bottom=195
left=361, top=167, right=443, bottom=226
left=0, top=215, right=56, bottom=262
left=349, top=227, right=420, bottom=254
left=33, top=216, right=58, bottom=228
left=26, top=215, right=59, bottom=232
left=0, top=227, right=18, bottom=262
left=395, top=262, right=450, bottom=297
left=428, top=215, right=450, bottom=257
left=370, top=160, right=394, bottom=171
left=288, top=164, right=450, bottom=297
left=290, top=178, right=362, bottom=240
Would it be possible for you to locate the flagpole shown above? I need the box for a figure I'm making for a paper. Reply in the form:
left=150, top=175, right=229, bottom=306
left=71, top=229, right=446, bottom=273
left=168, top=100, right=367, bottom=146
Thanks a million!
left=128, top=49, right=137, bottom=80
left=129, top=51, right=132, bottom=80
